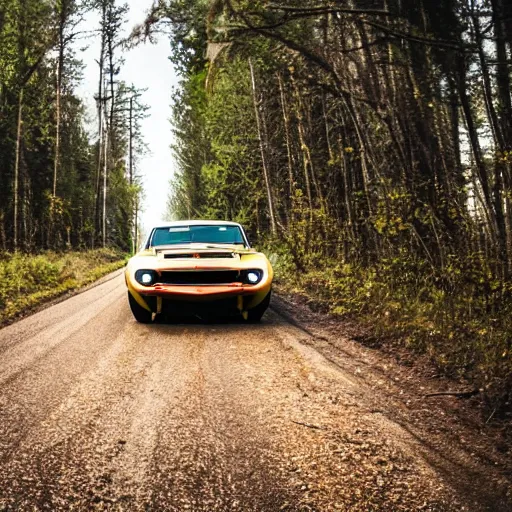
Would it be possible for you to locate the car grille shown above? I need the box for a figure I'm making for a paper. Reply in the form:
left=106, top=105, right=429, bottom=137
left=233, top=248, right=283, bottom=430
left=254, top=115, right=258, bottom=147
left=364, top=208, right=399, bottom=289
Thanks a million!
left=158, top=270, right=241, bottom=285
left=161, top=297, right=240, bottom=316
left=164, top=253, right=235, bottom=259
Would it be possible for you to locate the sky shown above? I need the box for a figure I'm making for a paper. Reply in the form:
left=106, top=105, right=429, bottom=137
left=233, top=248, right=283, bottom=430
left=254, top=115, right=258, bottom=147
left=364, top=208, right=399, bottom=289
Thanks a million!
left=76, top=1, right=178, bottom=234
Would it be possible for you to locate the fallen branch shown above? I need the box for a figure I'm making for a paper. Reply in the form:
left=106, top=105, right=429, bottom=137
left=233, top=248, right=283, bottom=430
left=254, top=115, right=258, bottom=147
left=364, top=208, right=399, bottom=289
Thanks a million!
left=424, top=389, right=480, bottom=398
left=291, top=420, right=325, bottom=430
left=485, top=408, right=496, bottom=424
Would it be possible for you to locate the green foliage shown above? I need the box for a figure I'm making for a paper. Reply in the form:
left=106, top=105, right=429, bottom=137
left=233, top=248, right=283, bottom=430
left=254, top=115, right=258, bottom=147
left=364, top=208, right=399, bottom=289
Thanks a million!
left=0, top=254, right=60, bottom=308
left=200, top=58, right=262, bottom=224
left=0, top=249, right=126, bottom=323
left=162, top=0, right=512, bottom=412
left=168, top=57, right=264, bottom=228
left=271, top=246, right=512, bottom=411
left=0, top=0, right=143, bottom=252
left=168, top=68, right=210, bottom=220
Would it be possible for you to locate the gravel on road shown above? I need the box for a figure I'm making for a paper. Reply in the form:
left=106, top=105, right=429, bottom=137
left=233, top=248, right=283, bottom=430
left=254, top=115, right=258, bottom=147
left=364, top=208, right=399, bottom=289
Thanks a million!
left=0, top=273, right=510, bottom=511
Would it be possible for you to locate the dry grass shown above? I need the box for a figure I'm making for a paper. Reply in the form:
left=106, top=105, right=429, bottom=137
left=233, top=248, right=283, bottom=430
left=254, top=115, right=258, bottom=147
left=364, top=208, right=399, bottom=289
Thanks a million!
left=269, top=250, right=512, bottom=414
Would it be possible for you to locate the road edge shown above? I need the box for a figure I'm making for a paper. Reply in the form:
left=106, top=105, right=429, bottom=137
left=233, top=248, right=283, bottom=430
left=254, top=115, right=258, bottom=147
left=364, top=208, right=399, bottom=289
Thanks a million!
left=0, top=267, right=125, bottom=329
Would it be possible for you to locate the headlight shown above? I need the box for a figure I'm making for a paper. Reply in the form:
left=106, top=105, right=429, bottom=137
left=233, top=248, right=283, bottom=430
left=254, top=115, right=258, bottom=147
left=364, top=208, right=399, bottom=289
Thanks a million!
left=135, top=269, right=157, bottom=286
left=243, top=269, right=263, bottom=285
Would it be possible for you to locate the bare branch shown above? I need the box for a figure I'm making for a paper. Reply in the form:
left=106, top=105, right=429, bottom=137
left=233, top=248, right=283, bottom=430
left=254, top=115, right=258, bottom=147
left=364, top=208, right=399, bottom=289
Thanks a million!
left=267, top=4, right=394, bottom=18
left=363, top=20, right=477, bottom=51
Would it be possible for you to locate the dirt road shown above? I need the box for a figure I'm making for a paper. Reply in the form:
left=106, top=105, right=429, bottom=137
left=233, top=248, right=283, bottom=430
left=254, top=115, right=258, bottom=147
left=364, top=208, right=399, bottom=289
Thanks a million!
left=0, top=272, right=510, bottom=511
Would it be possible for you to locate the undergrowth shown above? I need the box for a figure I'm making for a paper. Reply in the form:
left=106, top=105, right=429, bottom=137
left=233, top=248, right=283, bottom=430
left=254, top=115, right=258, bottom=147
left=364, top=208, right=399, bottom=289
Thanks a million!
left=266, top=244, right=512, bottom=415
left=0, top=249, right=127, bottom=324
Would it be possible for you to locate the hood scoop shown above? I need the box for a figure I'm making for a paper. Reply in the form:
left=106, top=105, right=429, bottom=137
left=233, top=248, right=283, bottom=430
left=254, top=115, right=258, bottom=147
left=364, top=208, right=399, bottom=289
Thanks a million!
left=163, top=252, right=236, bottom=259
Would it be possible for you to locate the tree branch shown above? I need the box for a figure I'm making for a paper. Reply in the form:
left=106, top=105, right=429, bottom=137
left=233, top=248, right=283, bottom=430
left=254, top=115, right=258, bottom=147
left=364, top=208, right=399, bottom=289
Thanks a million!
left=424, top=389, right=480, bottom=398
left=224, top=0, right=378, bottom=109
left=267, top=4, right=394, bottom=18
left=363, top=19, right=477, bottom=52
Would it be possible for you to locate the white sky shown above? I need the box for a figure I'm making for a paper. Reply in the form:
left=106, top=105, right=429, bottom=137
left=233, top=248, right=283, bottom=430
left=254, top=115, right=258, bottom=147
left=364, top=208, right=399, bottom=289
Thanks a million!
left=76, top=1, right=178, bottom=234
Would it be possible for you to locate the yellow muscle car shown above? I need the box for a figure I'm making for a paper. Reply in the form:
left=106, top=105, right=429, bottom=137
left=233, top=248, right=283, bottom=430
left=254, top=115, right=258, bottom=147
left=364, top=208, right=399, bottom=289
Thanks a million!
left=125, top=221, right=273, bottom=323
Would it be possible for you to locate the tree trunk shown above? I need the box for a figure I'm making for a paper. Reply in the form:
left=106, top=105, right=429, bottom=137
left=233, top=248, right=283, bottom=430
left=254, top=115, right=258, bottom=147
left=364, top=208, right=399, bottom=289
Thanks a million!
left=491, top=0, right=512, bottom=274
left=249, top=58, right=277, bottom=236
left=291, top=73, right=323, bottom=209
left=129, top=96, right=135, bottom=254
left=134, top=195, right=138, bottom=253
left=51, top=8, right=66, bottom=248
left=53, top=1, right=67, bottom=201
left=457, top=58, right=497, bottom=236
left=277, top=73, right=296, bottom=215
left=13, top=89, right=24, bottom=252
left=102, top=113, right=108, bottom=248
left=94, top=1, right=107, bottom=247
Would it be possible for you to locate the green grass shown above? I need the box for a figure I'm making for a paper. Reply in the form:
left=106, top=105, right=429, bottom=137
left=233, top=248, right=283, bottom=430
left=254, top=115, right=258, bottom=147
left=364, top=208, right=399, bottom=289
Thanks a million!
left=0, top=248, right=127, bottom=324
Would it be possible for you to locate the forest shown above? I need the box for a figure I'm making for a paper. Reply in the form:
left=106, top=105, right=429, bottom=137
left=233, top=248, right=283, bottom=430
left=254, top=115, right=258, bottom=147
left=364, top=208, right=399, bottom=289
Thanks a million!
left=0, top=0, right=146, bottom=253
left=1, top=0, right=511, bottom=410
left=142, top=0, right=512, bottom=411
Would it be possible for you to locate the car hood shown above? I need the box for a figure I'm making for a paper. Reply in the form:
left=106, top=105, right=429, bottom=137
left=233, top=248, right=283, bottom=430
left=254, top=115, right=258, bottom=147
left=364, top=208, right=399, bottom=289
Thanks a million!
left=127, top=244, right=269, bottom=272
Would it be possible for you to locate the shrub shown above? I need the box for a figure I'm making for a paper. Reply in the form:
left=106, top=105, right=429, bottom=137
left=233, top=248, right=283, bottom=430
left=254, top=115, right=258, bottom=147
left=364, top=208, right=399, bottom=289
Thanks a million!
left=0, top=249, right=126, bottom=322
left=269, top=243, right=512, bottom=414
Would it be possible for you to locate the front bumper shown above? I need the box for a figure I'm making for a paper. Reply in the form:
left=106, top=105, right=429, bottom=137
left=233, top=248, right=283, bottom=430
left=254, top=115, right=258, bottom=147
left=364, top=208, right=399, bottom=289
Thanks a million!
left=126, top=279, right=271, bottom=314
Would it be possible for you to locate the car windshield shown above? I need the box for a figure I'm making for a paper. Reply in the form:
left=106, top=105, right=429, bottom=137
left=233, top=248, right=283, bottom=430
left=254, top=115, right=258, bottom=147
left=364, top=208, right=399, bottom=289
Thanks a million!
left=150, top=225, right=246, bottom=247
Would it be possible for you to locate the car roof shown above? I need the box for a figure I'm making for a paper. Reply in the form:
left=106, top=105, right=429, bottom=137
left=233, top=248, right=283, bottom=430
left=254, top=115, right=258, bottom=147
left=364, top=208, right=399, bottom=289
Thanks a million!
left=150, top=220, right=243, bottom=229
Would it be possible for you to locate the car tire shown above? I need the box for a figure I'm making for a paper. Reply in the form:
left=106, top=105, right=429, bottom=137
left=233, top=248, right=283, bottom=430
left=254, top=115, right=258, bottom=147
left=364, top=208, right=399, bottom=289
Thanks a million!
left=246, top=291, right=271, bottom=323
left=128, top=292, right=153, bottom=323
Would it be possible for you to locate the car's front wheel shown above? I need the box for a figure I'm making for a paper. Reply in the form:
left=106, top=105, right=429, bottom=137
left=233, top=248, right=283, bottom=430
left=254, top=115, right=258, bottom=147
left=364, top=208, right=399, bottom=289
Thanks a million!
left=128, top=292, right=153, bottom=323
left=246, top=291, right=271, bottom=323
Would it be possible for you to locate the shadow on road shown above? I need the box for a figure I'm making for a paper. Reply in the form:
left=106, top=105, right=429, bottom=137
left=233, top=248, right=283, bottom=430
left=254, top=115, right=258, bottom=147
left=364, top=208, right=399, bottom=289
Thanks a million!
left=151, top=313, right=277, bottom=327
